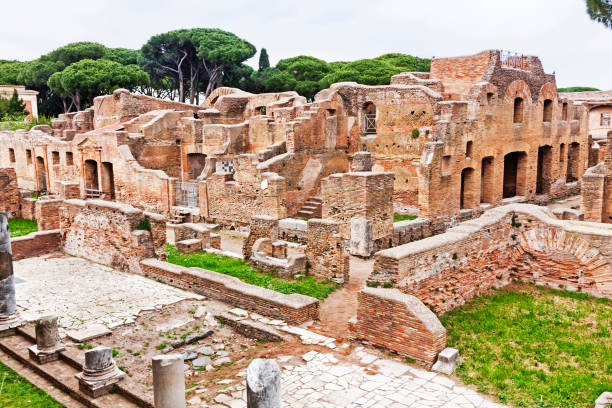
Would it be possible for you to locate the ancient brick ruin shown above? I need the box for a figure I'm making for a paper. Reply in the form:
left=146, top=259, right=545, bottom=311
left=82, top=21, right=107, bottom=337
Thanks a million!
left=0, top=49, right=610, bottom=406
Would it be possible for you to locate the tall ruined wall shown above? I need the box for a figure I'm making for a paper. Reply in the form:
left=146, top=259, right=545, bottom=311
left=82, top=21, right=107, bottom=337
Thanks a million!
left=93, top=89, right=200, bottom=129
left=430, top=50, right=495, bottom=99
left=60, top=199, right=162, bottom=273
left=0, top=168, right=20, bottom=218
left=321, top=172, right=394, bottom=243
left=330, top=83, right=442, bottom=205
left=203, top=155, right=286, bottom=225
left=372, top=204, right=612, bottom=314
left=418, top=80, right=589, bottom=220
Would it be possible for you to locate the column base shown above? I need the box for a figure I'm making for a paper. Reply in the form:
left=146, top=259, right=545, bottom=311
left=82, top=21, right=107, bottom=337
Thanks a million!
left=28, top=344, right=66, bottom=364
left=75, top=365, right=125, bottom=398
left=0, top=314, right=23, bottom=337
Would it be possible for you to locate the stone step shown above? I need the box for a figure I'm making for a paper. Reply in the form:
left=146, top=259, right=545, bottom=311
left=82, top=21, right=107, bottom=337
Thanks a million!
left=296, top=210, right=314, bottom=218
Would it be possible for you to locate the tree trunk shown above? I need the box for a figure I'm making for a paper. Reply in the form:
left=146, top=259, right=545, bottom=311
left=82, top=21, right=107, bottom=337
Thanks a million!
left=205, top=66, right=223, bottom=98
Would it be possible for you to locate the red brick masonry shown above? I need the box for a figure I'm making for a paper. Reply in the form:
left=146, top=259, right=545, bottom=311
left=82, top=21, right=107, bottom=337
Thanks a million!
left=11, top=230, right=61, bottom=260
left=350, top=287, right=446, bottom=366
left=140, top=259, right=319, bottom=324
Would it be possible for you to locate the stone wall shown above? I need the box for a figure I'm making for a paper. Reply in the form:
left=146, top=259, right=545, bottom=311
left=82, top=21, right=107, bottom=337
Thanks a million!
left=243, top=215, right=279, bottom=259
left=350, top=288, right=446, bottom=366
left=306, top=219, right=349, bottom=283
left=11, top=230, right=61, bottom=260
left=60, top=199, right=158, bottom=273
left=140, top=258, right=319, bottom=324
left=372, top=204, right=612, bottom=314
left=0, top=168, right=20, bottom=218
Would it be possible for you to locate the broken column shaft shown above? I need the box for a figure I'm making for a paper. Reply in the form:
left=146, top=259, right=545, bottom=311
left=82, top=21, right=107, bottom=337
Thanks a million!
left=29, top=315, right=65, bottom=363
left=152, top=354, right=186, bottom=408
left=247, top=358, right=281, bottom=408
left=0, top=212, right=22, bottom=336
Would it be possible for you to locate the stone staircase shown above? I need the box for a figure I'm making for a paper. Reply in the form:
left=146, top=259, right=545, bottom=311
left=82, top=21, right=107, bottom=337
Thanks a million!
left=296, top=197, right=322, bottom=219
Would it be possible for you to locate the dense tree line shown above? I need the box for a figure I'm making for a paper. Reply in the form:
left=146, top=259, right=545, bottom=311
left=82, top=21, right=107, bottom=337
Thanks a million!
left=0, top=28, right=430, bottom=116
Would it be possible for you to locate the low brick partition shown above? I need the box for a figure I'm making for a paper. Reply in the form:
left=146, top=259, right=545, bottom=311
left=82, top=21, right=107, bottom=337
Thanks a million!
left=140, top=258, right=319, bottom=324
left=373, top=203, right=612, bottom=314
left=350, top=287, right=446, bottom=366
left=11, top=230, right=61, bottom=260
left=35, top=198, right=62, bottom=230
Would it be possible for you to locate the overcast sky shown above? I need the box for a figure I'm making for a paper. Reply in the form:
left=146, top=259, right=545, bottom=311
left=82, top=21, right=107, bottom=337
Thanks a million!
left=1, top=0, right=611, bottom=89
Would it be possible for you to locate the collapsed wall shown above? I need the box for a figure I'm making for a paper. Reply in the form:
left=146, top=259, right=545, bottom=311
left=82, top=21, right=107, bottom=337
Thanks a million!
left=60, top=199, right=165, bottom=273
left=0, top=168, right=20, bottom=218
left=371, top=203, right=612, bottom=314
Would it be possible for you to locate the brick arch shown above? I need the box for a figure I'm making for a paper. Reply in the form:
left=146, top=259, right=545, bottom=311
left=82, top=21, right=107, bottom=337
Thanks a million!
left=202, top=87, right=243, bottom=108
left=513, top=226, right=612, bottom=297
left=503, top=79, right=532, bottom=104
left=468, top=82, right=499, bottom=104
left=538, top=82, right=557, bottom=102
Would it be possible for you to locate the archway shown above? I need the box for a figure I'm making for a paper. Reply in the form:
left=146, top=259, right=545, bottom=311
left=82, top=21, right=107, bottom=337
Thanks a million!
left=187, top=153, right=207, bottom=180
left=536, top=146, right=552, bottom=194
left=503, top=152, right=527, bottom=198
left=460, top=168, right=476, bottom=209
left=566, top=142, right=580, bottom=182
left=84, top=159, right=99, bottom=197
left=363, top=102, right=376, bottom=134
left=480, top=156, right=494, bottom=204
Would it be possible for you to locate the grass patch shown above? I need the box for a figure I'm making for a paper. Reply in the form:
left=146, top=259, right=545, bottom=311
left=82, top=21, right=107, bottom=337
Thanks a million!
left=165, top=244, right=337, bottom=300
left=0, top=361, right=64, bottom=407
left=393, top=213, right=417, bottom=222
left=440, top=285, right=612, bottom=407
left=7, top=218, right=38, bottom=238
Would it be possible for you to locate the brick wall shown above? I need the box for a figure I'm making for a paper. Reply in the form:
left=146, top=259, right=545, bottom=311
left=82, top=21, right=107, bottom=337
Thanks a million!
left=350, top=288, right=446, bottom=366
left=0, top=168, right=20, bottom=218
left=34, top=199, right=62, bottom=230
left=372, top=204, right=612, bottom=314
left=60, top=199, right=156, bottom=273
left=321, top=172, right=394, bottom=245
left=306, top=219, right=349, bottom=283
left=11, top=230, right=61, bottom=260
left=243, top=215, right=279, bottom=259
left=140, top=258, right=319, bottom=324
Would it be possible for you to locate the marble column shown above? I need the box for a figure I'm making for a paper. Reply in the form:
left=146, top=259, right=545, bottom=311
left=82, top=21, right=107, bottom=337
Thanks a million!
left=0, top=212, right=22, bottom=336
left=247, top=359, right=281, bottom=408
left=28, top=315, right=65, bottom=364
left=75, top=346, right=125, bottom=398
left=152, top=354, right=186, bottom=408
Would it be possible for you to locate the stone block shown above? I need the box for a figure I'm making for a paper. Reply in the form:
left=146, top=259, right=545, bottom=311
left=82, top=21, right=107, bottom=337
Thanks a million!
left=66, top=324, right=111, bottom=342
left=176, top=238, right=203, bottom=254
left=350, top=217, right=373, bottom=257
left=596, top=392, right=612, bottom=408
left=432, top=347, right=459, bottom=375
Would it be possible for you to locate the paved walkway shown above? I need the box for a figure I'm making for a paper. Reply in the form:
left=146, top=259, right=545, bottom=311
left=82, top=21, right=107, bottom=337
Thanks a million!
left=13, top=254, right=202, bottom=332
left=208, top=349, right=507, bottom=408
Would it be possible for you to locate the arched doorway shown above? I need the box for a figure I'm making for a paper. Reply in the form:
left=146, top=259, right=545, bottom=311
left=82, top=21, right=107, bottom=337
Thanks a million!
left=84, top=160, right=99, bottom=197
left=363, top=102, right=376, bottom=134
left=503, top=152, right=527, bottom=198
left=187, top=153, right=206, bottom=180
left=566, top=142, right=580, bottom=182
left=480, top=156, right=494, bottom=204
left=460, top=168, right=476, bottom=209
left=536, top=146, right=552, bottom=194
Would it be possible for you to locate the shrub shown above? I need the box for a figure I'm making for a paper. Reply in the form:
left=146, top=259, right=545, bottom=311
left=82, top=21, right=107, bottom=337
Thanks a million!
left=411, top=129, right=420, bottom=139
left=137, top=217, right=151, bottom=231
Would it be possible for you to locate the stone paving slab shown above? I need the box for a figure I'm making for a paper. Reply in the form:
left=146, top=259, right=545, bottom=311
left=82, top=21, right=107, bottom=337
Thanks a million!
left=206, top=349, right=508, bottom=408
left=13, top=255, right=203, bottom=334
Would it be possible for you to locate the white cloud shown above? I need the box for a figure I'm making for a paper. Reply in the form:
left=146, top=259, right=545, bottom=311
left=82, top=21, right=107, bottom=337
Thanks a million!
left=1, top=0, right=611, bottom=89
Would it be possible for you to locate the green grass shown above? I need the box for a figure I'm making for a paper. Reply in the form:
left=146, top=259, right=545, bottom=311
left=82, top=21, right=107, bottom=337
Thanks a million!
left=393, top=213, right=417, bottom=222
left=0, top=361, right=64, bottom=407
left=165, top=244, right=337, bottom=300
left=7, top=218, right=38, bottom=238
left=440, top=285, right=612, bottom=408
